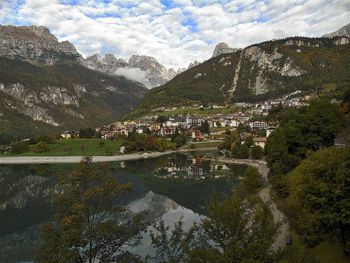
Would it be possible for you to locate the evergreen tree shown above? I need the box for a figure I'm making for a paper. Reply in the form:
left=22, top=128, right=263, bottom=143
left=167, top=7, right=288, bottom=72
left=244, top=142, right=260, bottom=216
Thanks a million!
left=36, top=157, right=144, bottom=263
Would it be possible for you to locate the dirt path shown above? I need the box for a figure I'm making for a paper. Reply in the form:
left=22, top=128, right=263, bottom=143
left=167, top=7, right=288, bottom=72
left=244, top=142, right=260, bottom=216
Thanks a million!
left=214, top=157, right=289, bottom=252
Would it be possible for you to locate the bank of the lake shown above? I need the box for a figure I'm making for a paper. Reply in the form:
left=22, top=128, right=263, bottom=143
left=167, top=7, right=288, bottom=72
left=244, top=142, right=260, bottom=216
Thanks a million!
left=0, top=147, right=217, bottom=164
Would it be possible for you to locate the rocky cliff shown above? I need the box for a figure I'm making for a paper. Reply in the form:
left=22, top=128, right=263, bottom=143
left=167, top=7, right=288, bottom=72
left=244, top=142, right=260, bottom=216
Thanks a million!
left=212, top=42, right=239, bottom=57
left=128, top=36, right=350, bottom=118
left=0, top=25, right=82, bottom=64
left=323, top=22, right=350, bottom=38
left=85, top=53, right=177, bottom=88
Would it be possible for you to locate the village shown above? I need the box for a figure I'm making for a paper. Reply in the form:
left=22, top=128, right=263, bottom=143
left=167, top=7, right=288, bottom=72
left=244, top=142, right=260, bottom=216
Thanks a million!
left=60, top=90, right=313, bottom=151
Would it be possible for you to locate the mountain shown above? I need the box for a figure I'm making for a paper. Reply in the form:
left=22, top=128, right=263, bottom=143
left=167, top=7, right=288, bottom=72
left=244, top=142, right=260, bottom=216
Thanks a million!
left=323, top=22, right=350, bottom=38
left=212, top=42, right=239, bottom=57
left=127, top=36, right=350, bottom=119
left=84, top=53, right=177, bottom=88
left=0, top=25, right=147, bottom=142
left=0, top=25, right=82, bottom=64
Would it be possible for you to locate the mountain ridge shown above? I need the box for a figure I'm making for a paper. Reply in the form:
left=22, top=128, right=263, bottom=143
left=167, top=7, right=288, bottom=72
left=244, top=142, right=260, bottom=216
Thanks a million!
left=127, top=35, right=350, bottom=119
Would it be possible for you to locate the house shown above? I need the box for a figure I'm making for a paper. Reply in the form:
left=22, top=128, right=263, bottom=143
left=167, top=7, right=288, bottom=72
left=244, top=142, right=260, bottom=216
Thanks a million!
left=190, top=117, right=204, bottom=128
left=188, top=129, right=203, bottom=141
left=253, top=137, right=267, bottom=149
left=159, top=127, right=177, bottom=136
left=248, top=121, right=268, bottom=130
left=61, top=130, right=79, bottom=139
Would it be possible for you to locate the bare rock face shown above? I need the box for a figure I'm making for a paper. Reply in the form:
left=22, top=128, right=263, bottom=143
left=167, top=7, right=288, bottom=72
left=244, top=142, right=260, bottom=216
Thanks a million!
left=0, top=25, right=82, bottom=64
left=85, top=53, right=177, bottom=88
left=323, top=22, right=350, bottom=38
left=212, top=42, right=237, bottom=57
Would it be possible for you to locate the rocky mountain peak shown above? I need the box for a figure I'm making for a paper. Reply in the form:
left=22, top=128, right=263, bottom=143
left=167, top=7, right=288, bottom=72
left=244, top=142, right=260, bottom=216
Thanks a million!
left=323, top=22, right=350, bottom=38
left=0, top=24, right=82, bottom=65
left=212, top=42, right=237, bottom=57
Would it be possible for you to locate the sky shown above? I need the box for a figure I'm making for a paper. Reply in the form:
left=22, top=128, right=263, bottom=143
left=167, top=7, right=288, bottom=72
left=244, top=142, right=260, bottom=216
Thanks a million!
left=1, top=0, right=350, bottom=69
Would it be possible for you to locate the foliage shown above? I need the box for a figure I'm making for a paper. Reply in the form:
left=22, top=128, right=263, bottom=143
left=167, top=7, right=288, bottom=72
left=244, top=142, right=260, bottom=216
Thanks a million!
left=297, top=147, right=350, bottom=254
left=234, top=144, right=250, bottom=159
left=150, top=191, right=276, bottom=263
left=122, top=133, right=175, bottom=152
left=243, top=167, right=263, bottom=194
left=150, top=218, right=194, bottom=263
left=79, top=128, right=95, bottom=139
left=11, top=141, right=29, bottom=153
left=34, top=141, right=49, bottom=153
left=220, top=130, right=240, bottom=153
left=188, top=193, right=276, bottom=263
left=199, top=120, right=210, bottom=135
left=171, top=133, right=188, bottom=147
left=36, top=156, right=144, bottom=263
left=266, top=99, right=345, bottom=175
left=251, top=145, right=264, bottom=159
left=158, top=115, right=168, bottom=124
left=30, top=135, right=56, bottom=145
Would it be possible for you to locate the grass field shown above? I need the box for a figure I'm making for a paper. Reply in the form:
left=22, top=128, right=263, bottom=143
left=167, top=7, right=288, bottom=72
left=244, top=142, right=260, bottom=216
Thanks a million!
left=183, top=141, right=222, bottom=149
left=3, top=139, right=123, bottom=156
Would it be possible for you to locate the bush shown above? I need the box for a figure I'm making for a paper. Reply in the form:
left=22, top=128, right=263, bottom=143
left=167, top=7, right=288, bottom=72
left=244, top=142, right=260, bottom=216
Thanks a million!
left=244, top=167, right=263, bottom=193
left=32, top=135, right=56, bottom=144
left=34, top=141, right=49, bottom=153
left=251, top=145, right=264, bottom=159
left=235, top=145, right=249, bottom=159
left=11, top=141, right=29, bottom=154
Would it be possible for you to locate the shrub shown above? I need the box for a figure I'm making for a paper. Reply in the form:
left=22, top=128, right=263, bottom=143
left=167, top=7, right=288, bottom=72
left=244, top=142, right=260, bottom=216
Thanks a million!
left=34, top=141, right=49, bottom=153
left=244, top=167, right=263, bottom=193
left=251, top=145, right=264, bottom=159
left=11, top=141, right=29, bottom=154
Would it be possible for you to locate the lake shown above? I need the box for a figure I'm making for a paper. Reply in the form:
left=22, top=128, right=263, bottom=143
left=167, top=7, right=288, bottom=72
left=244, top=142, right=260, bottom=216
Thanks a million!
left=0, top=152, right=248, bottom=263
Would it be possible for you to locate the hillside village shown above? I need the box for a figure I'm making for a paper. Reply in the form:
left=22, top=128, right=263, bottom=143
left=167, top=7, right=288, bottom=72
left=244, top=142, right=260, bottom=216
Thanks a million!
left=68, top=90, right=314, bottom=150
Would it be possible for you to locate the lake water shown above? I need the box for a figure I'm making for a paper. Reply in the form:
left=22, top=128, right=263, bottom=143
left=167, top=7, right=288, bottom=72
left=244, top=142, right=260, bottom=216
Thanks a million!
left=0, top=152, right=248, bottom=263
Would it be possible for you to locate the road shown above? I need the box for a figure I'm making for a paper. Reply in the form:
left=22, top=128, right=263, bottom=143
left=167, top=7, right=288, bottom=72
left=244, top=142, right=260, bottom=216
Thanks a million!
left=0, top=147, right=217, bottom=164
left=213, top=157, right=289, bottom=252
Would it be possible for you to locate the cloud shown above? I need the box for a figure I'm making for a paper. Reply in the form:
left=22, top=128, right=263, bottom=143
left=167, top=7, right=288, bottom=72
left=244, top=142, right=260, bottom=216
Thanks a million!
left=114, top=67, right=151, bottom=88
left=1, top=0, right=349, bottom=69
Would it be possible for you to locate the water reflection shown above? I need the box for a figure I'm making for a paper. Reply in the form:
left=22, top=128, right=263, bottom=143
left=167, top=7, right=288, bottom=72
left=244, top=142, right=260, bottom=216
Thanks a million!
left=0, top=152, right=248, bottom=262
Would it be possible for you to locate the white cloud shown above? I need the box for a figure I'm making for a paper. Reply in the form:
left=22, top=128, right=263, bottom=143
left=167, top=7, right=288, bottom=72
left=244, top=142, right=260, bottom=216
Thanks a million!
left=114, top=67, right=151, bottom=88
left=1, top=0, right=349, bottom=69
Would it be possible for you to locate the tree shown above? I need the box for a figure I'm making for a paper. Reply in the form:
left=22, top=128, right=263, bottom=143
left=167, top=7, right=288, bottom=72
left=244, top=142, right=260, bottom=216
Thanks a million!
left=34, top=141, right=49, bottom=153
left=234, top=144, right=249, bottom=159
left=36, top=157, right=144, bottom=263
left=200, top=121, right=210, bottom=135
left=188, top=193, right=276, bottom=262
left=11, top=141, right=29, bottom=153
left=150, top=218, right=194, bottom=263
left=266, top=99, right=345, bottom=175
left=298, top=147, right=350, bottom=254
left=158, top=115, right=168, bottom=124
left=79, top=128, right=95, bottom=139
left=251, top=145, right=264, bottom=159
left=150, top=192, right=276, bottom=263
left=221, top=130, right=240, bottom=154
left=243, top=167, right=263, bottom=193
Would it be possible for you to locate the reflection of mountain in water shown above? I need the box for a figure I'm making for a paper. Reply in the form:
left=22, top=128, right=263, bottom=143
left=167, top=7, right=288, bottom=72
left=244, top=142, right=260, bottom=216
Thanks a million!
left=125, top=191, right=204, bottom=260
left=0, top=153, right=247, bottom=262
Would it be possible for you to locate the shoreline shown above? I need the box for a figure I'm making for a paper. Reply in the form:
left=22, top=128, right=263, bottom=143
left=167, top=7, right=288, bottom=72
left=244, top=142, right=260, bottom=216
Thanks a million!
left=213, top=157, right=289, bottom=252
left=0, top=147, right=217, bottom=164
